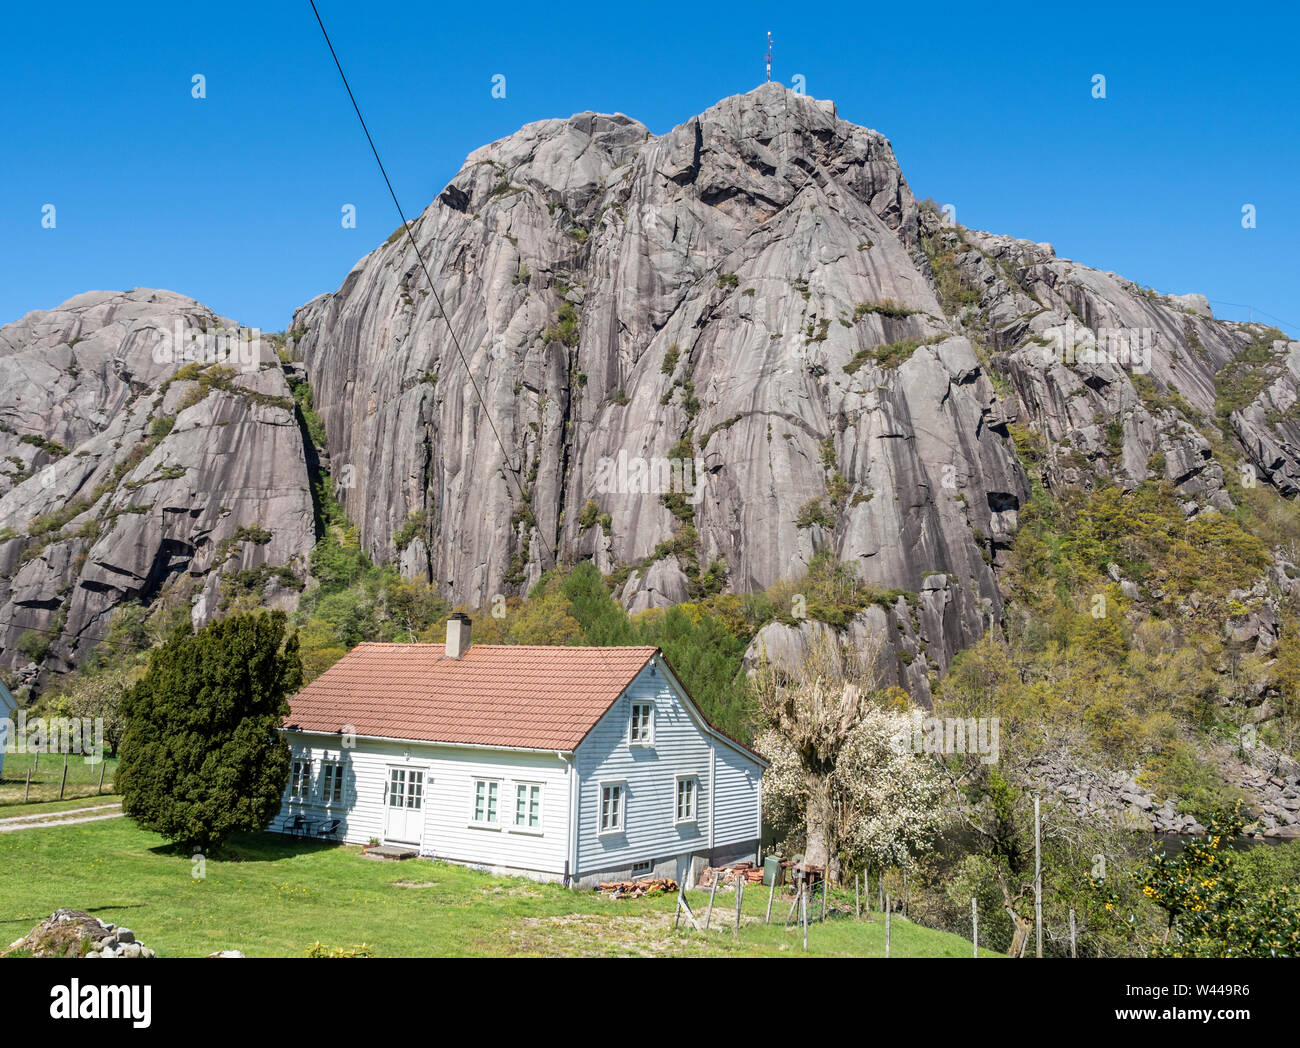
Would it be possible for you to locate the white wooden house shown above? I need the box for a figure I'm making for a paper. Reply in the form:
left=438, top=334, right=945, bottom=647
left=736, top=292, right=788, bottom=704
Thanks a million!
left=277, top=614, right=767, bottom=887
left=0, top=679, right=17, bottom=780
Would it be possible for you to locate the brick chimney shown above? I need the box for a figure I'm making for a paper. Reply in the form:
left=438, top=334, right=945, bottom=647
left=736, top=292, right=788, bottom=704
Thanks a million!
left=446, top=613, right=472, bottom=659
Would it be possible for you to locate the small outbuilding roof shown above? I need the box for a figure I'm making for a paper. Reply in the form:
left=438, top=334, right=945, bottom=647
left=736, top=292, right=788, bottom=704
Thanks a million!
left=286, top=643, right=660, bottom=752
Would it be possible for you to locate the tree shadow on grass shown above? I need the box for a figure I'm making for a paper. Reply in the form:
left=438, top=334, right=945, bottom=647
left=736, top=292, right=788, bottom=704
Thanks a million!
left=145, top=831, right=347, bottom=863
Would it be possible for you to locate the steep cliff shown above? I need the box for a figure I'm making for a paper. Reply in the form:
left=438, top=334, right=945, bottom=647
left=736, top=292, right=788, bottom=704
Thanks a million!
left=290, top=84, right=1035, bottom=688
left=0, top=290, right=316, bottom=686
left=3, top=84, right=1297, bottom=708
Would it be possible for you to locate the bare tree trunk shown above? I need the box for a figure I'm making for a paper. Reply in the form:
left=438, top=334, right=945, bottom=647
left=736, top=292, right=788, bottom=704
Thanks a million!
left=803, top=771, right=834, bottom=878
left=995, top=869, right=1034, bottom=958
left=1006, top=908, right=1033, bottom=958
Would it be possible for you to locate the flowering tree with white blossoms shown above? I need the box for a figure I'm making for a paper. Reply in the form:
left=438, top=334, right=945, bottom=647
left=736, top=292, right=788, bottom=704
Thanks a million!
left=753, top=628, right=947, bottom=883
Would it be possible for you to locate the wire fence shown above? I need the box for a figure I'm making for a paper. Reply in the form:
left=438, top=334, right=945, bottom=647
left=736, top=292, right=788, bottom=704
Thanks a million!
left=0, top=752, right=118, bottom=808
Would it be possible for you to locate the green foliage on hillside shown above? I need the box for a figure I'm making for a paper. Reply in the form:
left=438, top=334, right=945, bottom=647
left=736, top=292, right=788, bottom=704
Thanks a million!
left=288, top=374, right=328, bottom=451
left=843, top=336, right=941, bottom=375
left=543, top=301, right=580, bottom=347
left=1009, top=480, right=1270, bottom=616
left=1213, top=325, right=1289, bottom=424
left=921, top=228, right=980, bottom=317
left=951, top=475, right=1291, bottom=815
left=294, top=524, right=450, bottom=681
left=853, top=299, right=915, bottom=321
left=1107, top=807, right=1300, bottom=957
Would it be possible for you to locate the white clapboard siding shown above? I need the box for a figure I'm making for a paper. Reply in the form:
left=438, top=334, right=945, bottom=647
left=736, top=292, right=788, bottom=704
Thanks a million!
left=712, top=738, right=763, bottom=847
left=573, top=657, right=763, bottom=877
left=278, top=733, right=570, bottom=877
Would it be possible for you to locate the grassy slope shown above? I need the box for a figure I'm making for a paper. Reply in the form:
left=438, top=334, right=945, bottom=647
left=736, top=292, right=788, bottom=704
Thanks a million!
left=0, top=819, right=986, bottom=958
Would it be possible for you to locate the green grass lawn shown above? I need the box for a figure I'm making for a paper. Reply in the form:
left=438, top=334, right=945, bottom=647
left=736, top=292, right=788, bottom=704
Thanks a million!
left=0, top=752, right=117, bottom=807
left=0, top=818, right=987, bottom=957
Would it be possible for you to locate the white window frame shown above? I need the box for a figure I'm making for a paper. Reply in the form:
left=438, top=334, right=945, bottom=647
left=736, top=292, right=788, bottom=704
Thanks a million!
left=320, top=761, right=345, bottom=805
left=628, top=702, right=655, bottom=747
left=470, top=777, right=503, bottom=829
left=388, top=767, right=424, bottom=810
left=598, top=780, right=626, bottom=836
left=289, top=758, right=312, bottom=801
left=510, top=780, right=544, bottom=835
left=674, top=774, right=699, bottom=825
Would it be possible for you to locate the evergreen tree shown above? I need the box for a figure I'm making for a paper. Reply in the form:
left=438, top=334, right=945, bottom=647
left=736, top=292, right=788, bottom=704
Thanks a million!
left=117, top=611, right=301, bottom=850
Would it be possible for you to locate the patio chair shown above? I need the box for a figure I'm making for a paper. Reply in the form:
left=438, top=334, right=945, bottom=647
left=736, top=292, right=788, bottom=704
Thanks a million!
left=280, top=814, right=307, bottom=839
left=316, top=819, right=341, bottom=840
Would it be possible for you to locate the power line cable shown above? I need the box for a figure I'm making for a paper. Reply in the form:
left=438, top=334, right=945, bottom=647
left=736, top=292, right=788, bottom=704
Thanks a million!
left=307, top=0, right=560, bottom=577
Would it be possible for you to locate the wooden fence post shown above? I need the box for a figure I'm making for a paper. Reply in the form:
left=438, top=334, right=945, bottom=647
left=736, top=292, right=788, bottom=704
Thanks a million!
left=1069, top=908, right=1077, bottom=958
left=885, top=894, right=891, bottom=958
left=855, top=874, right=860, bottom=920
left=820, top=876, right=827, bottom=921
left=733, top=876, right=744, bottom=937
left=98, top=761, right=106, bottom=795
left=801, top=885, right=808, bottom=952
left=24, top=768, right=31, bottom=803
left=1034, top=794, right=1043, bottom=958
left=972, top=897, right=978, bottom=958
left=703, top=874, right=719, bottom=930
left=765, top=878, right=775, bottom=924
left=674, top=885, right=702, bottom=932
left=59, top=756, right=68, bottom=801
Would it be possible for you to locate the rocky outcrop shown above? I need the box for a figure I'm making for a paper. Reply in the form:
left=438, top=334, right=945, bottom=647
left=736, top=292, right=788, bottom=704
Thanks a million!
left=0, top=291, right=316, bottom=682
left=946, top=220, right=1296, bottom=509
left=1029, top=747, right=1300, bottom=839
left=742, top=569, right=975, bottom=706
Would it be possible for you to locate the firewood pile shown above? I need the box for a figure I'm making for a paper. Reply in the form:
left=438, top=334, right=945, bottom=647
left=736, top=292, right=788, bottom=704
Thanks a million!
left=698, top=861, right=764, bottom=888
left=597, top=877, right=678, bottom=899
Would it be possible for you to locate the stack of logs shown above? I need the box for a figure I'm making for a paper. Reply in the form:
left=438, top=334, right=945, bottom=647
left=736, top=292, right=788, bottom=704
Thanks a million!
left=597, top=877, right=678, bottom=898
left=697, top=862, right=764, bottom=888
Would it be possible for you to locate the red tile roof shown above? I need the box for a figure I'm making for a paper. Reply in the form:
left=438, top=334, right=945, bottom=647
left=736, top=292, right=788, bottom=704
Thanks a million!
left=285, top=643, right=660, bottom=752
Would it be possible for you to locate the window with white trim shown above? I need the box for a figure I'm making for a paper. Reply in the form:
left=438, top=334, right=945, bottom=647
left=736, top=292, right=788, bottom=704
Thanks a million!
left=321, top=762, right=344, bottom=804
left=290, top=759, right=312, bottom=800
left=514, top=782, right=542, bottom=831
left=472, top=778, right=500, bottom=826
left=675, top=776, right=698, bottom=823
left=600, top=783, right=624, bottom=833
left=629, top=702, right=654, bottom=745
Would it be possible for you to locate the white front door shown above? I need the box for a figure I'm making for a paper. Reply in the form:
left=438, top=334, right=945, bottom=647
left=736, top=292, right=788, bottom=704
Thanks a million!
left=384, top=767, right=425, bottom=844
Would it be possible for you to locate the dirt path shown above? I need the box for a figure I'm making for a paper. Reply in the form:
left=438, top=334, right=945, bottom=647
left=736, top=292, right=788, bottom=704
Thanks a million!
left=0, top=803, right=123, bottom=832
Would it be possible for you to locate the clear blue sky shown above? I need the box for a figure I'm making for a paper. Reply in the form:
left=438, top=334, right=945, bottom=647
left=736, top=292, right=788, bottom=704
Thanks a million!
left=3, top=1, right=1297, bottom=336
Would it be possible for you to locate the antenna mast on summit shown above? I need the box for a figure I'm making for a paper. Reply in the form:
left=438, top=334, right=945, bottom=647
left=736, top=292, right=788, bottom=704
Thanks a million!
left=765, top=32, right=772, bottom=82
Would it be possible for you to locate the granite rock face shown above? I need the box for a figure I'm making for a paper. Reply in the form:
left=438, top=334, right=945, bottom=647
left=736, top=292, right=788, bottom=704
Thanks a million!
left=3, top=85, right=1297, bottom=699
left=292, top=84, right=1028, bottom=682
left=944, top=222, right=1299, bottom=504
left=0, top=290, right=315, bottom=680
